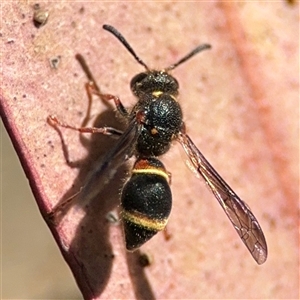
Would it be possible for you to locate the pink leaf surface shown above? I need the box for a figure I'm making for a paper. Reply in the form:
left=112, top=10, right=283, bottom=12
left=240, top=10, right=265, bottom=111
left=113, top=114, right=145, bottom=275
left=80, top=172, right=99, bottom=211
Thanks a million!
left=1, top=2, right=298, bottom=299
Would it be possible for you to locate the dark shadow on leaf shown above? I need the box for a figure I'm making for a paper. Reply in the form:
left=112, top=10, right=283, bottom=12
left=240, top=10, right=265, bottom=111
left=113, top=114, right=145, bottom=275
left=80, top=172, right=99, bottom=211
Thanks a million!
left=126, top=250, right=156, bottom=300
left=48, top=109, right=126, bottom=296
left=47, top=99, right=157, bottom=299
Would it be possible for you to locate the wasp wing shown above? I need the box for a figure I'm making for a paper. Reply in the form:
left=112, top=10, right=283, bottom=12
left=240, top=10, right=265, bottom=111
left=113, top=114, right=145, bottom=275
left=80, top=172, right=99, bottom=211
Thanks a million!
left=177, top=131, right=268, bottom=265
left=80, top=118, right=141, bottom=202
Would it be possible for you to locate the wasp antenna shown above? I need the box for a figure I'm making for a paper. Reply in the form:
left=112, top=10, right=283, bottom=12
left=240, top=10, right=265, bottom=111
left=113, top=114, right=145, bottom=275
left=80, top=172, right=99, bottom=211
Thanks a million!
left=103, top=24, right=150, bottom=71
left=165, top=44, right=211, bottom=72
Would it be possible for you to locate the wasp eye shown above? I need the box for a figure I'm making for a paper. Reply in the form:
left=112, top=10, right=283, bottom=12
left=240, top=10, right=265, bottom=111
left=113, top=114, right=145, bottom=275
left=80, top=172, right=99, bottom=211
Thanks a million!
left=130, top=72, right=148, bottom=94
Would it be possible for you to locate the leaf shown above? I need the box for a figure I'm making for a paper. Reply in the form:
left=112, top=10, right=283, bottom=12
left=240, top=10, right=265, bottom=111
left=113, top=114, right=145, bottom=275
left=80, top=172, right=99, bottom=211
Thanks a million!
left=1, top=2, right=298, bottom=299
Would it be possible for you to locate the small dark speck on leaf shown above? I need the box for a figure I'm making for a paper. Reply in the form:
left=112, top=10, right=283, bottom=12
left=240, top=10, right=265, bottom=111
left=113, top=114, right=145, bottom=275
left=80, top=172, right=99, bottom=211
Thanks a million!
left=33, top=4, right=49, bottom=28
left=138, top=252, right=153, bottom=267
left=104, top=253, right=115, bottom=259
left=106, top=211, right=120, bottom=225
left=33, top=3, right=40, bottom=10
left=49, top=56, right=61, bottom=69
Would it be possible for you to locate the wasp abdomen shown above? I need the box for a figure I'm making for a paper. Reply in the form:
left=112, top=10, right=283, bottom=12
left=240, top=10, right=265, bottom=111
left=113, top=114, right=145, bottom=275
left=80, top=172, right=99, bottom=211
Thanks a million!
left=121, top=157, right=172, bottom=251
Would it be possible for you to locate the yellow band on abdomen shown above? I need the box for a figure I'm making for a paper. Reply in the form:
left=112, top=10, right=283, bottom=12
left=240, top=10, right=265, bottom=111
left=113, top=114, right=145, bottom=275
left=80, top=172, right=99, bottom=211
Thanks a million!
left=122, top=210, right=168, bottom=231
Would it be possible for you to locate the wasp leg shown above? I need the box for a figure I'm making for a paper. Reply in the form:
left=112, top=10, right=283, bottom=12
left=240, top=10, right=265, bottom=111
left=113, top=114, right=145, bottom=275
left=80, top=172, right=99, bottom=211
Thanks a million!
left=79, top=81, right=95, bottom=127
left=47, top=115, right=123, bottom=136
left=48, top=187, right=83, bottom=224
left=87, top=82, right=129, bottom=117
left=99, top=94, right=129, bottom=116
left=80, top=80, right=130, bottom=127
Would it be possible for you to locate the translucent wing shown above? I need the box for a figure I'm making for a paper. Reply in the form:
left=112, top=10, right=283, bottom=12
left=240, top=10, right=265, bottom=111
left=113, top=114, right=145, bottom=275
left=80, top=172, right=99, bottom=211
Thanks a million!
left=50, top=116, right=141, bottom=222
left=177, top=131, right=268, bottom=264
left=79, top=118, right=141, bottom=202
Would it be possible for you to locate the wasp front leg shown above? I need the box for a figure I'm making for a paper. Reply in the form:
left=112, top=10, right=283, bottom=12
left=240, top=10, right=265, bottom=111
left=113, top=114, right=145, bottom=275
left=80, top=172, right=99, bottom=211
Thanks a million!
left=87, top=82, right=129, bottom=117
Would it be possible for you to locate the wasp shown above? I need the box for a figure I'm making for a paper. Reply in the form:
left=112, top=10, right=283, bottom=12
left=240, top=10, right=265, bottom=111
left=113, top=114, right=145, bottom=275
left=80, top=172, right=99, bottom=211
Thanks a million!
left=48, top=24, right=268, bottom=265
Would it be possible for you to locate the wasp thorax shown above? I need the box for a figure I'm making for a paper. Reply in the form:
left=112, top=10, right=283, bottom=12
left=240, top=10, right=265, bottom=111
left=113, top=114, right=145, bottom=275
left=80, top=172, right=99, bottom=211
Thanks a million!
left=130, top=71, right=179, bottom=97
left=134, top=93, right=183, bottom=156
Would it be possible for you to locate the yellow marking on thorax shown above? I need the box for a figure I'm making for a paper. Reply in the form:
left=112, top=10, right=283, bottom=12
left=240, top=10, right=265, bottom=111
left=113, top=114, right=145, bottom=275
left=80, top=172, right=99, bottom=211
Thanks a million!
left=152, top=91, right=163, bottom=97
left=170, top=94, right=177, bottom=101
left=152, top=91, right=178, bottom=102
left=151, top=128, right=158, bottom=135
